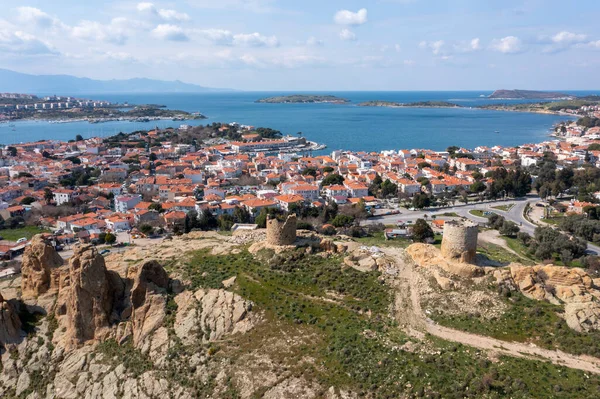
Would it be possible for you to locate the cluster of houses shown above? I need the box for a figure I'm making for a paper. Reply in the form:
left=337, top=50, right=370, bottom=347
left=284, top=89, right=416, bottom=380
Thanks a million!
left=0, top=116, right=600, bottom=247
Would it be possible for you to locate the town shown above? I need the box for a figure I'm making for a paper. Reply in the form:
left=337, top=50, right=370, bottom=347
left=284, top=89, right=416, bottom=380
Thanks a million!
left=1, top=106, right=600, bottom=276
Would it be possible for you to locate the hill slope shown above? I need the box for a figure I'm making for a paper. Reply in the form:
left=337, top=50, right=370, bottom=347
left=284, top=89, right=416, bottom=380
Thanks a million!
left=0, top=68, right=232, bottom=94
left=489, top=89, right=575, bottom=100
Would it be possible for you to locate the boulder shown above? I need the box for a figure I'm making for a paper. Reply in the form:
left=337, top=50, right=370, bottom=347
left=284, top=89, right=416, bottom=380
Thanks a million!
left=565, top=302, right=600, bottom=332
left=54, top=244, right=113, bottom=349
left=0, top=291, right=22, bottom=346
left=21, top=235, right=63, bottom=298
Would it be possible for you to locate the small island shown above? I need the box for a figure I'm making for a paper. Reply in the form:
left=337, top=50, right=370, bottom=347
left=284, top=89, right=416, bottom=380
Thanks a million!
left=357, top=100, right=461, bottom=108
left=256, top=95, right=350, bottom=104
left=489, top=89, right=575, bottom=100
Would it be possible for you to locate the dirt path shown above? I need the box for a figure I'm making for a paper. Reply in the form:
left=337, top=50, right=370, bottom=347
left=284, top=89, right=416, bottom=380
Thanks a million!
left=385, top=247, right=600, bottom=375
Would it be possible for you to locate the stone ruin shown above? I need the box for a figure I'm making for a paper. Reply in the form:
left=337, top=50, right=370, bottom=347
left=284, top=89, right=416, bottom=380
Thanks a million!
left=266, top=214, right=297, bottom=246
left=440, top=220, right=479, bottom=264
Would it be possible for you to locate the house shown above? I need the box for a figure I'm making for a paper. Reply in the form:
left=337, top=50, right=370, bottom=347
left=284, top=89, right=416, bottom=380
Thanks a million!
left=53, top=189, right=75, bottom=205
left=324, top=185, right=348, bottom=199
left=163, top=211, right=186, bottom=228
left=274, top=194, right=304, bottom=211
left=344, top=181, right=370, bottom=198
left=242, top=198, right=278, bottom=216
left=114, top=194, right=142, bottom=213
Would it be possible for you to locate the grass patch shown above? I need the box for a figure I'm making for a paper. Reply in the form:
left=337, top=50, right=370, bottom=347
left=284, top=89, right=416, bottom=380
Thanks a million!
left=432, top=292, right=600, bottom=358
left=469, top=209, right=495, bottom=218
left=502, top=237, right=537, bottom=265
left=0, top=226, right=50, bottom=242
left=477, top=241, right=528, bottom=265
left=492, top=204, right=515, bottom=212
left=354, top=231, right=411, bottom=248
left=433, top=212, right=459, bottom=217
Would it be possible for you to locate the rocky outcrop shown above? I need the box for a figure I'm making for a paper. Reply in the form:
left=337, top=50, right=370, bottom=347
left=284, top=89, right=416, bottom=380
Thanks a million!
left=54, top=244, right=114, bottom=349
left=21, top=234, right=63, bottom=298
left=493, top=264, right=600, bottom=332
left=174, top=289, right=259, bottom=345
left=122, top=260, right=170, bottom=347
left=509, top=265, right=597, bottom=304
left=0, top=291, right=22, bottom=346
left=406, top=243, right=484, bottom=278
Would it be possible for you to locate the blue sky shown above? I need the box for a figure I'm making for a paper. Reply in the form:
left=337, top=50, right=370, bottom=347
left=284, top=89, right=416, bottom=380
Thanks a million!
left=1, top=0, right=599, bottom=90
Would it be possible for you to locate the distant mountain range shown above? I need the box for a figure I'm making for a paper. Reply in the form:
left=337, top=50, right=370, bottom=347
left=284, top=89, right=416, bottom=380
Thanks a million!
left=489, top=89, right=575, bottom=100
left=0, top=68, right=233, bottom=95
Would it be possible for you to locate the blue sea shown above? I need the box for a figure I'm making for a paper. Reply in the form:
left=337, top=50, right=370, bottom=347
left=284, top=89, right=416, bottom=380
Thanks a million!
left=2, top=91, right=596, bottom=152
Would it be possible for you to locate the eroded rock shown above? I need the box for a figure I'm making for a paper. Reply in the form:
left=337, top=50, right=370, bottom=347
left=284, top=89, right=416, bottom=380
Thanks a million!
left=21, top=235, right=63, bottom=298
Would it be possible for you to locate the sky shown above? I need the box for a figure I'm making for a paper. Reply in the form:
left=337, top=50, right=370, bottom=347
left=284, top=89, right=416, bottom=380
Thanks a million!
left=1, top=0, right=600, bottom=91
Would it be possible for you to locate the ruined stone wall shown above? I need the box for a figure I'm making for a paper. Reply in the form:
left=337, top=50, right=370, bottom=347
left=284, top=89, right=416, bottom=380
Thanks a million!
left=440, top=220, right=479, bottom=264
left=266, top=214, right=297, bottom=246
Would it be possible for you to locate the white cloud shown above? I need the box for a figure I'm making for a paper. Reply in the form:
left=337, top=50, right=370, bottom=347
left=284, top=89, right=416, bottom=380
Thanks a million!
left=470, top=38, right=481, bottom=51
left=420, top=40, right=445, bottom=55
left=199, top=29, right=279, bottom=47
left=403, top=59, right=415, bottom=66
left=137, top=2, right=190, bottom=22
left=15, top=7, right=61, bottom=29
left=589, top=40, right=600, bottom=49
left=152, top=24, right=190, bottom=41
left=552, top=31, right=587, bottom=45
left=0, top=29, right=58, bottom=56
left=334, top=9, right=368, bottom=26
left=306, top=37, right=324, bottom=46
left=233, top=32, right=279, bottom=47
left=339, top=29, right=357, bottom=41
left=71, top=20, right=129, bottom=45
left=104, top=51, right=139, bottom=62
left=188, top=0, right=278, bottom=13
left=491, top=36, right=523, bottom=54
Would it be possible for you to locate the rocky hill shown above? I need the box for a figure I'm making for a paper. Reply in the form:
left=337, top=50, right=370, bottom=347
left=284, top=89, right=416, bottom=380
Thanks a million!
left=1, top=232, right=600, bottom=398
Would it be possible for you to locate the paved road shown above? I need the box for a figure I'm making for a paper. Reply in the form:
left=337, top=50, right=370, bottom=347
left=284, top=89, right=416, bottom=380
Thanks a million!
left=363, top=195, right=600, bottom=254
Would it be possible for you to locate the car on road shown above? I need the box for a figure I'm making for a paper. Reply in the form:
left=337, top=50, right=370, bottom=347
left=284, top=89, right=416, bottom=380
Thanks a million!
left=16, top=237, right=28, bottom=244
left=99, top=249, right=111, bottom=255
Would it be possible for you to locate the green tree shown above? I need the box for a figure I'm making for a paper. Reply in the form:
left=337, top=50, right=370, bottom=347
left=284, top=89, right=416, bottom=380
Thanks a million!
left=412, top=193, right=431, bottom=209
left=148, top=203, right=163, bottom=213
left=139, top=224, right=153, bottom=235
left=75, top=134, right=84, bottom=141
left=6, top=146, right=17, bottom=157
left=301, top=167, right=318, bottom=177
left=321, top=173, right=345, bottom=186
left=412, top=219, right=434, bottom=243
left=44, top=188, right=54, bottom=203
left=499, top=221, right=520, bottom=237
left=331, top=214, right=355, bottom=227
left=104, top=232, right=117, bottom=245
left=20, top=196, right=36, bottom=205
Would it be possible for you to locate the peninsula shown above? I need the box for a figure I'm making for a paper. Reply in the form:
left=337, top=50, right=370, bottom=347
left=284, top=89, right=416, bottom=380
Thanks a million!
left=357, top=100, right=461, bottom=108
left=256, top=95, right=350, bottom=104
left=489, top=89, right=575, bottom=100
left=0, top=93, right=206, bottom=123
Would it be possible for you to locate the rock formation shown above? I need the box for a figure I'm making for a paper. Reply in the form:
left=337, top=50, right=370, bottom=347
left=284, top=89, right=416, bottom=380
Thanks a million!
left=499, top=264, right=600, bottom=332
left=174, top=288, right=258, bottom=345
left=440, top=220, right=479, bottom=264
left=54, top=244, right=114, bottom=349
left=266, top=214, right=297, bottom=246
left=0, top=291, right=22, bottom=346
left=407, top=243, right=484, bottom=278
left=21, top=234, right=63, bottom=298
left=121, top=260, right=170, bottom=346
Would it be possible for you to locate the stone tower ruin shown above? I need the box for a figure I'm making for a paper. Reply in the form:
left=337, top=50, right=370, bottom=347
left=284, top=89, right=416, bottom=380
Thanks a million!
left=266, top=214, right=297, bottom=246
left=440, top=220, right=479, bottom=264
